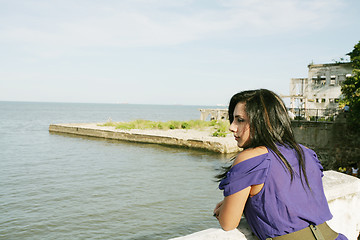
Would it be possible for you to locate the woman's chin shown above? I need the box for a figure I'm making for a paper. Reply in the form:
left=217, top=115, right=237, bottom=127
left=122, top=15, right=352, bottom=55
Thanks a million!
left=238, top=142, right=250, bottom=149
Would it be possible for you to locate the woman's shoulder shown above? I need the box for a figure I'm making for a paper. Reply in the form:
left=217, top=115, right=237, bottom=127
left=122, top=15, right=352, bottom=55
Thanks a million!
left=233, top=146, right=269, bottom=167
left=298, top=144, right=318, bottom=158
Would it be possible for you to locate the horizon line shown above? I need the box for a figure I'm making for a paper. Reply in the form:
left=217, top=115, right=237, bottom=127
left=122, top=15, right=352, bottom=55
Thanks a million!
left=0, top=99, right=227, bottom=107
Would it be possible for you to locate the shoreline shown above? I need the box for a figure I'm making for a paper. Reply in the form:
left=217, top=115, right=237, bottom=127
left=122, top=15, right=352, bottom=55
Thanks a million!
left=49, top=123, right=240, bottom=153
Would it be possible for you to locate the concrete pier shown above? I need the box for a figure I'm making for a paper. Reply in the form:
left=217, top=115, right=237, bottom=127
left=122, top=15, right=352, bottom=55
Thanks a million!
left=49, top=123, right=239, bottom=154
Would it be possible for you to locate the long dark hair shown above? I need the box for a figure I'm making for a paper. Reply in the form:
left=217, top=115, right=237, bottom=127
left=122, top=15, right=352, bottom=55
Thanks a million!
left=217, top=89, right=310, bottom=188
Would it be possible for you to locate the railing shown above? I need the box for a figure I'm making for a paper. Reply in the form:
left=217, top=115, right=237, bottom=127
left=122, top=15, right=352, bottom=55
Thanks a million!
left=288, top=108, right=341, bottom=122
left=198, top=108, right=343, bottom=122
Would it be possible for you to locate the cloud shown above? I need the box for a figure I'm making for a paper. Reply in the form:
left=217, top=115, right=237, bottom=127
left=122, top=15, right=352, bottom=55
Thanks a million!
left=0, top=0, right=344, bottom=50
left=218, top=0, right=343, bottom=35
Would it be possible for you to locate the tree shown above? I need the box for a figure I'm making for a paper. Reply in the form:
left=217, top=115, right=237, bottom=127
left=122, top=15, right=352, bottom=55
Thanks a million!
left=340, top=41, right=360, bottom=130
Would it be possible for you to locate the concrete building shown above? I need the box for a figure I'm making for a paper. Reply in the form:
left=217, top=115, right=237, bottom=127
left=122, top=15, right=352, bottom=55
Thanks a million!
left=289, top=62, right=353, bottom=120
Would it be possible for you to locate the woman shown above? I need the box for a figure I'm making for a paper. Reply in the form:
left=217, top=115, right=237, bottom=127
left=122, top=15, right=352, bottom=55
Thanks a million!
left=213, top=89, right=347, bottom=240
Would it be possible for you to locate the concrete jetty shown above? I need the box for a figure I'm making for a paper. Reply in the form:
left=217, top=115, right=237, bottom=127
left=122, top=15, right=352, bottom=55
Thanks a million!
left=49, top=123, right=239, bottom=154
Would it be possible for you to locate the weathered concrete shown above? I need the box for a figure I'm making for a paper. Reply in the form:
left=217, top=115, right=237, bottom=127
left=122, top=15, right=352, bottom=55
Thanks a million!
left=291, top=118, right=360, bottom=170
left=292, top=121, right=335, bottom=149
left=171, top=171, right=360, bottom=240
left=49, top=123, right=240, bottom=153
left=199, top=109, right=228, bottom=121
left=289, top=62, right=352, bottom=119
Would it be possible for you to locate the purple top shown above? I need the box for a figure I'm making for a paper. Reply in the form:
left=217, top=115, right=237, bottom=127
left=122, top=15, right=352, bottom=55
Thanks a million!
left=219, top=144, right=348, bottom=240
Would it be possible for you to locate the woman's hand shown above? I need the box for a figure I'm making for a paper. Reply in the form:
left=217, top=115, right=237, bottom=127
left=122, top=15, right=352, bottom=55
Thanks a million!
left=213, top=187, right=251, bottom=231
left=213, top=200, right=224, bottom=219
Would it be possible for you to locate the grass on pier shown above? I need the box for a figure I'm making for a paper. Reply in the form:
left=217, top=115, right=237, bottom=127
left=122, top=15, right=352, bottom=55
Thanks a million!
left=100, top=119, right=230, bottom=137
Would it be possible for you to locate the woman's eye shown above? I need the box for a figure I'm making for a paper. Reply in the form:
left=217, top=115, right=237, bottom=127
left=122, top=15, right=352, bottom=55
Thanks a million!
left=237, top=118, right=244, bottom=123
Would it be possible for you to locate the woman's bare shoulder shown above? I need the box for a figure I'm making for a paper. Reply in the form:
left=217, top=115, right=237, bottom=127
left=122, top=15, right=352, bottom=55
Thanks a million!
left=233, top=146, right=268, bottom=167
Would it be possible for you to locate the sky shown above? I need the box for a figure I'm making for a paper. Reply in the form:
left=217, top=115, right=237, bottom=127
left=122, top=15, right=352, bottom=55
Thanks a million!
left=0, top=0, right=360, bottom=106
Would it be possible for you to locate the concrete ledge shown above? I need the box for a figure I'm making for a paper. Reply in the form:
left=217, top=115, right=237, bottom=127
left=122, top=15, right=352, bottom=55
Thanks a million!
left=171, top=171, right=360, bottom=240
left=171, top=228, right=247, bottom=240
left=325, top=171, right=360, bottom=240
left=171, top=219, right=256, bottom=240
left=323, top=171, right=360, bottom=201
left=49, top=123, right=239, bottom=153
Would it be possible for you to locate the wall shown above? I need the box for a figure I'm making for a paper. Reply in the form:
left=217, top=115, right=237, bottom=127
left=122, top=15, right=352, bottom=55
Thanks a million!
left=291, top=117, right=360, bottom=170
left=171, top=171, right=360, bottom=240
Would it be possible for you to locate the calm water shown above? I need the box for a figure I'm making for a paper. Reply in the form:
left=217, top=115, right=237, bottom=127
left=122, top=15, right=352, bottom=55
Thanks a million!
left=0, top=102, right=233, bottom=240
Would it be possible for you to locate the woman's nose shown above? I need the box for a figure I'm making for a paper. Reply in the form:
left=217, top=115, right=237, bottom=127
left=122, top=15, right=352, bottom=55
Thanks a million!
left=229, top=122, right=236, bottom=132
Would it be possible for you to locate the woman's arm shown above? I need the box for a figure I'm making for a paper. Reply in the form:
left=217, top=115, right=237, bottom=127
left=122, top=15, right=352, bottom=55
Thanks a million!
left=214, top=146, right=267, bottom=231
left=213, top=186, right=251, bottom=231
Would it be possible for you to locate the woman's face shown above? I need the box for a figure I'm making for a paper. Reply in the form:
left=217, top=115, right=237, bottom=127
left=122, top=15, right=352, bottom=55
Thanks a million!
left=229, top=102, right=251, bottom=148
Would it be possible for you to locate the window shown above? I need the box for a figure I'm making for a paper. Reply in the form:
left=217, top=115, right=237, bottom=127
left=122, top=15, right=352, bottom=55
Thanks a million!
left=329, top=98, right=334, bottom=103
left=316, top=98, right=319, bottom=103
left=312, top=76, right=318, bottom=85
left=330, top=75, right=336, bottom=85
left=322, top=99, right=326, bottom=103
left=320, top=76, right=326, bottom=85
left=335, top=99, right=340, bottom=103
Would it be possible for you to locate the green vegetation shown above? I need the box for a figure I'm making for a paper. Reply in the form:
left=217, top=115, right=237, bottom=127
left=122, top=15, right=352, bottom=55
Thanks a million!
left=100, top=119, right=230, bottom=137
left=340, top=40, right=360, bottom=130
left=212, top=120, right=230, bottom=137
left=309, top=116, right=335, bottom=122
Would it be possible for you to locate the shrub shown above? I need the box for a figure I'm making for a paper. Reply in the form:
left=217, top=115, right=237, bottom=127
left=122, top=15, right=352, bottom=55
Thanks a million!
left=181, top=122, right=189, bottom=129
left=212, top=120, right=230, bottom=137
left=213, top=129, right=228, bottom=137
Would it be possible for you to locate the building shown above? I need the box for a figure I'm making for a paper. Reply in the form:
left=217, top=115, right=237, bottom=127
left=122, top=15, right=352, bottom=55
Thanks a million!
left=199, top=109, right=228, bottom=121
left=289, top=62, right=353, bottom=120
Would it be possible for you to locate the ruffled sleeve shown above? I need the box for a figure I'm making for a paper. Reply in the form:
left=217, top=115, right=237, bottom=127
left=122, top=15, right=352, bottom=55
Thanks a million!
left=313, top=151, right=324, bottom=177
left=219, top=153, right=270, bottom=197
left=303, top=146, right=324, bottom=177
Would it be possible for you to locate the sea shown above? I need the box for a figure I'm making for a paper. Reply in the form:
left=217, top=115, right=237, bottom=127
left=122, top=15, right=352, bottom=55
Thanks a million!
left=0, top=101, right=234, bottom=240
